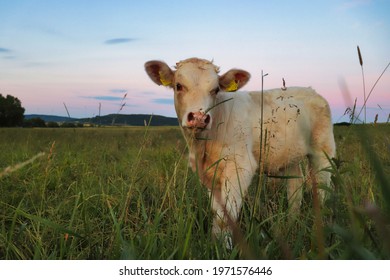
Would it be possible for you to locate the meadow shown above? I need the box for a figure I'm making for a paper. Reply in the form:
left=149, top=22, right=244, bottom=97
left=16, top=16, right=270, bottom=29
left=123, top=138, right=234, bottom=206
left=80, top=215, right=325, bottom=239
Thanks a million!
left=0, top=124, right=389, bottom=260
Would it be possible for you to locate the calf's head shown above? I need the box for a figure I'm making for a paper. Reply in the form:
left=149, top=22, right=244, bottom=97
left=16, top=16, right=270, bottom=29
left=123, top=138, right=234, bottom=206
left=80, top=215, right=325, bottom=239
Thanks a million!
left=145, top=58, right=250, bottom=131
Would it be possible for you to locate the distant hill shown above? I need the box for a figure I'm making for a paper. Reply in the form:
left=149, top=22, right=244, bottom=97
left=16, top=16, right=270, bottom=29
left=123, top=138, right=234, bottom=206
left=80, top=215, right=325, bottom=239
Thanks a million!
left=24, top=114, right=178, bottom=126
left=79, top=114, right=178, bottom=126
left=334, top=122, right=352, bottom=126
left=24, top=114, right=77, bottom=122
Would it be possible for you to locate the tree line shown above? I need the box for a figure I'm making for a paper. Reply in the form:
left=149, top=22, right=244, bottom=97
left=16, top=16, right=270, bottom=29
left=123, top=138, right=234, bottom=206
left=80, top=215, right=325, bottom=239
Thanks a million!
left=1, top=93, right=179, bottom=127
left=0, top=93, right=84, bottom=128
left=0, top=94, right=25, bottom=127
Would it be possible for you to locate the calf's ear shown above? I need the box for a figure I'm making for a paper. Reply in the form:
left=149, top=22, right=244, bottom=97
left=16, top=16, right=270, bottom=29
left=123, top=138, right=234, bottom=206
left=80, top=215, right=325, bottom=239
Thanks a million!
left=219, top=69, right=251, bottom=92
left=144, top=60, right=174, bottom=88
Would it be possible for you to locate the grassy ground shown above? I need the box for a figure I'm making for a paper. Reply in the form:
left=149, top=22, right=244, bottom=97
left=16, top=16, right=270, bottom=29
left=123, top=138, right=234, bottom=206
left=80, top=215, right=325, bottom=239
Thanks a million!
left=0, top=125, right=389, bottom=259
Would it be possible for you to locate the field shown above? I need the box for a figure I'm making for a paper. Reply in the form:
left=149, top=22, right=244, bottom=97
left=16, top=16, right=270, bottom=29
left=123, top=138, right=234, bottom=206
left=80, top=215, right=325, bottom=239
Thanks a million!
left=1, top=125, right=389, bottom=260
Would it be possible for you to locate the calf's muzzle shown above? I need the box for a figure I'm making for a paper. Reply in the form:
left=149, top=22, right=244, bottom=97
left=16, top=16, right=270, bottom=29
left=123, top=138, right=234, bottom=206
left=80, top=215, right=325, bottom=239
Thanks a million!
left=186, top=112, right=211, bottom=129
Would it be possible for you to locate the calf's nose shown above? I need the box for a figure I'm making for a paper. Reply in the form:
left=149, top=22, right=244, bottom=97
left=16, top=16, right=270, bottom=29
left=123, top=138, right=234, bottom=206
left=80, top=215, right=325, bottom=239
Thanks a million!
left=187, top=112, right=211, bottom=129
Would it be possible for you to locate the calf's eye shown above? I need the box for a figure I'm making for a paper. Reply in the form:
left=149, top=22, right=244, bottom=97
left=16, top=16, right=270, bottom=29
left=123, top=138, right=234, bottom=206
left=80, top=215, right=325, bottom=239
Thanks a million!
left=210, top=87, right=220, bottom=95
left=176, top=83, right=183, bottom=91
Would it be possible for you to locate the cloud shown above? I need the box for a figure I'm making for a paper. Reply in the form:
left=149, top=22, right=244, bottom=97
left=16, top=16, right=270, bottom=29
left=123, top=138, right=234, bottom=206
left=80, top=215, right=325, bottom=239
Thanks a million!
left=110, top=89, right=128, bottom=94
left=123, top=103, right=138, bottom=108
left=152, top=98, right=174, bottom=105
left=86, top=96, right=125, bottom=101
left=104, top=38, right=136, bottom=45
left=0, top=47, right=11, bottom=53
left=135, top=91, right=161, bottom=97
left=336, top=0, right=371, bottom=11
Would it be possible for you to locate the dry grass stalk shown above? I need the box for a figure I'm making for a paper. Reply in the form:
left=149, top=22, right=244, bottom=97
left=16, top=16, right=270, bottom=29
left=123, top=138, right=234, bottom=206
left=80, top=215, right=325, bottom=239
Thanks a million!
left=357, top=45, right=366, bottom=123
left=63, top=102, right=71, bottom=119
left=111, top=92, right=128, bottom=125
left=357, top=46, right=363, bottom=66
left=0, top=152, right=45, bottom=178
left=343, top=98, right=357, bottom=123
left=354, top=44, right=390, bottom=124
left=374, top=114, right=378, bottom=126
left=45, top=141, right=56, bottom=175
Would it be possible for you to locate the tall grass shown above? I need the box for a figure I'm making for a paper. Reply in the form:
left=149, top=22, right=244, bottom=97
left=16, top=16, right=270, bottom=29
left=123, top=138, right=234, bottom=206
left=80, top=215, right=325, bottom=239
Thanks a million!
left=0, top=127, right=227, bottom=259
left=0, top=124, right=389, bottom=259
left=353, top=46, right=390, bottom=124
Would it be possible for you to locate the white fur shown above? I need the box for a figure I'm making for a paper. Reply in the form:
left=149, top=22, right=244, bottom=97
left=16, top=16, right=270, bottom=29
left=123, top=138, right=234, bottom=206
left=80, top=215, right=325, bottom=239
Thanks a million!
left=193, top=88, right=335, bottom=236
left=145, top=58, right=336, bottom=246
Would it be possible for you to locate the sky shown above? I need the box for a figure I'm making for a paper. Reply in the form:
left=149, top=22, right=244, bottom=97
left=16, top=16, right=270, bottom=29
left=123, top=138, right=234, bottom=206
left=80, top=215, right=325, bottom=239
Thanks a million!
left=0, top=0, right=389, bottom=123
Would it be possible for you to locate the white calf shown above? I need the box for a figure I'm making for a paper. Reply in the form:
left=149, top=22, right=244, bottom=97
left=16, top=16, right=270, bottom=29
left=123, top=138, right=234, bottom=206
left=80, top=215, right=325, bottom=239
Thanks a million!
left=145, top=58, right=336, bottom=245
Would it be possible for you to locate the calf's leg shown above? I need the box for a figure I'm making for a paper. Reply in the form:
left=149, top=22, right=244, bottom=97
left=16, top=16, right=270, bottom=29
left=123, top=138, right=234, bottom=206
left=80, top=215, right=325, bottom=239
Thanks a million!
left=210, top=158, right=256, bottom=248
left=286, top=164, right=304, bottom=214
left=309, top=152, right=333, bottom=203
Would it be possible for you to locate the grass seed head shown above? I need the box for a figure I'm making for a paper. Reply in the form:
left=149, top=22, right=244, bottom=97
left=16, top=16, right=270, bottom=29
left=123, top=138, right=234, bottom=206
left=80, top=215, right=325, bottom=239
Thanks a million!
left=357, top=45, right=363, bottom=66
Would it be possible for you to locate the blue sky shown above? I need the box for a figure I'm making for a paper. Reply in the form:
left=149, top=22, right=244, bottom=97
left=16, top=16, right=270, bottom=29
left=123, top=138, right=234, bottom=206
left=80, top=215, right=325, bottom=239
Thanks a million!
left=0, top=0, right=389, bottom=122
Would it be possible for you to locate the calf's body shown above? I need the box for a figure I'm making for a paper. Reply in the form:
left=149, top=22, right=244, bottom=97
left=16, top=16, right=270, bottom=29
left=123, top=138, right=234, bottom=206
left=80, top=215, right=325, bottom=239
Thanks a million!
left=145, top=58, right=335, bottom=244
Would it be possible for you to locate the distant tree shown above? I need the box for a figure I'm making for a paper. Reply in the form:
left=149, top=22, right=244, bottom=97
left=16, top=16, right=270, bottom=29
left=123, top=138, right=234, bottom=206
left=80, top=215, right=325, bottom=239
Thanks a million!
left=23, top=117, right=46, bottom=127
left=47, top=121, right=60, bottom=128
left=60, top=122, right=76, bottom=128
left=0, top=94, right=25, bottom=127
